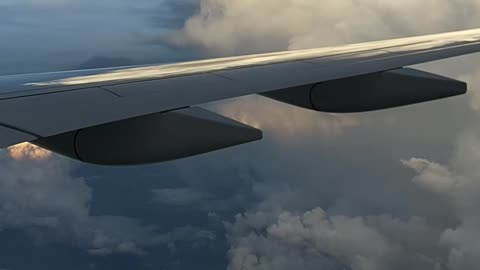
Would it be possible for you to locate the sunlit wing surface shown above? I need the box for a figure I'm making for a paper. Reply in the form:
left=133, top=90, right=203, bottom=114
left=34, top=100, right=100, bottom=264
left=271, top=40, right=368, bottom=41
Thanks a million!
left=1, top=28, right=480, bottom=165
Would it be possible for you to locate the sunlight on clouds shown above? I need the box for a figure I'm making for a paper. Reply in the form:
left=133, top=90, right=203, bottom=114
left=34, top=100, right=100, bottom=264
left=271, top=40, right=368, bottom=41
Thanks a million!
left=7, top=142, right=52, bottom=161
left=172, top=1, right=480, bottom=269
left=169, top=0, right=480, bottom=55
left=217, top=96, right=359, bottom=139
left=458, top=70, right=480, bottom=112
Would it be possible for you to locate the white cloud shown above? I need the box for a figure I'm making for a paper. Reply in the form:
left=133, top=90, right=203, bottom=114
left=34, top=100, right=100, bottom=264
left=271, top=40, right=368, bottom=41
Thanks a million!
left=226, top=208, right=445, bottom=270
left=3, top=0, right=480, bottom=267
left=267, top=208, right=392, bottom=270
left=401, top=158, right=457, bottom=194
left=7, top=143, right=52, bottom=161
left=169, top=0, right=480, bottom=55
left=0, top=156, right=91, bottom=230
left=167, top=0, right=480, bottom=145
left=401, top=129, right=480, bottom=269
left=213, top=96, right=360, bottom=141
left=0, top=152, right=215, bottom=256
left=0, top=154, right=159, bottom=255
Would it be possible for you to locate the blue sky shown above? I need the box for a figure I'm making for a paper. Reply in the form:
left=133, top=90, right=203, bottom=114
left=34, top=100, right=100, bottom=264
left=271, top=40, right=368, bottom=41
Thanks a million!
left=2, top=1, right=480, bottom=270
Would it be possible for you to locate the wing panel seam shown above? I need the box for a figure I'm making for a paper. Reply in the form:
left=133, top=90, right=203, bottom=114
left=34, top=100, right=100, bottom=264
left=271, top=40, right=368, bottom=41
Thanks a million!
left=97, top=86, right=123, bottom=98
left=0, top=123, right=41, bottom=138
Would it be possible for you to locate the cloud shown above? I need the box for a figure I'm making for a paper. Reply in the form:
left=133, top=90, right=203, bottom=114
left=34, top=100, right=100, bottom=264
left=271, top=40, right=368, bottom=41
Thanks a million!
left=0, top=151, right=215, bottom=257
left=0, top=156, right=91, bottom=230
left=0, top=154, right=149, bottom=254
left=401, top=130, right=480, bottom=270
left=7, top=143, right=52, bottom=161
left=401, top=158, right=457, bottom=194
left=4, top=0, right=480, bottom=269
left=458, top=69, right=480, bottom=112
left=226, top=208, right=445, bottom=270
left=167, top=0, right=480, bottom=55
left=213, top=96, right=360, bottom=141
left=162, top=1, right=480, bottom=269
left=266, top=209, right=392, bottom=270
left=166, top=0, right=480, bottom=146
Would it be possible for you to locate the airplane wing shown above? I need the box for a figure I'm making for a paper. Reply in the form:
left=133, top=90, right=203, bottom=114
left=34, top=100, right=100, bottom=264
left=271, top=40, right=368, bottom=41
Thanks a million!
left=1, top=28, right=480, bottom=165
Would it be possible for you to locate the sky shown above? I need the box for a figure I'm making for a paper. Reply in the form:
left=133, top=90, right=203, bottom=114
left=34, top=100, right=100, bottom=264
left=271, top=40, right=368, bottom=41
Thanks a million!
left=2, top=0, right=480, bottom=270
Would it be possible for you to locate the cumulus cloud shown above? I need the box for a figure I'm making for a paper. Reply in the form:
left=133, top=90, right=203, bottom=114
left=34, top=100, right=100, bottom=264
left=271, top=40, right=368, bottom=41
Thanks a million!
left=168, top=0, right=480, bottom=55
left=0, top=151, right=215, bottom=256
left=4, top=0, right=480, bottom=269
left=213, top=96, right=360, bottom=141
left=401, top=130, right=480, bottom=270
left=404, top=131, right=480, bottom=215
left=7, top=143, right=52, bottom=161
left=163, top=1, right=480, bottom=269
left=458, top=69, right=480, bottom=111
left=226, top=208, right=445, bottom=270
left=164, top=0, right=480, bottom=144
left=0, top=156, right=91, bottom=231
left=401, top=158, right=457, bottom=194
left=0, top=154, right=149, bottom=254
left=266, top=209, right=392, bottom=270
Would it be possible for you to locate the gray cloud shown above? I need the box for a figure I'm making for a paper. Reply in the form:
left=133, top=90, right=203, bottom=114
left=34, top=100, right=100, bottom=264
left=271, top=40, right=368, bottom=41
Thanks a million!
left=402, top=129, right=480, bottom=270
left=0, top=152, right=215, bottom=257
left=226, top=208, right=445, bottom=270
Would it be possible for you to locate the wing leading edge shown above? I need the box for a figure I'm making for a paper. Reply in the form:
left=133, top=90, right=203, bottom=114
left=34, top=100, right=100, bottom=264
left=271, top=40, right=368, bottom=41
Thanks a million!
left=1, top=28, right=480, bottom=164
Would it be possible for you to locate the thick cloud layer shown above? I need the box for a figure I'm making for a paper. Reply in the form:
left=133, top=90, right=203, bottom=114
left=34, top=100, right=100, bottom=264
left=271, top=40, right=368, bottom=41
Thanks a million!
left=226, top=209, right=444, bottom=270
left=402, top=130, right=480, bottom=270
left=168, top=0, right=480, bottom=55
left=5, top=0, right=480, bottom=269
left=166, top=1, right=480, bottom=269
left=0, top=152, right=214, bottom=257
